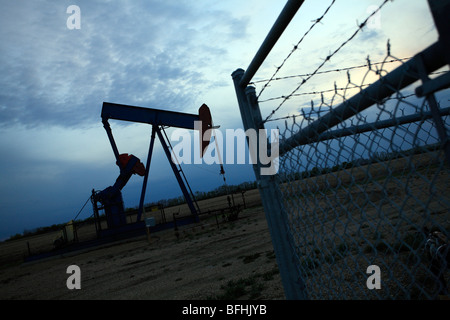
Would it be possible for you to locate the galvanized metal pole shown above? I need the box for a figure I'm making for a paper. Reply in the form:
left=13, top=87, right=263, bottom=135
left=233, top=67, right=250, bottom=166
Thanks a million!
left=239, top=0, right=305, bottom=88
left=232, top=69, right=263, bottom=179
left=294, top=107, right=450, bottom=146
left=425, top=0, right=450, bottom=164
left=232, top=69, right=308, bottom=300
left=415, top=54, right=450, bottom=165
left=428, top=0, right=450, bottom=66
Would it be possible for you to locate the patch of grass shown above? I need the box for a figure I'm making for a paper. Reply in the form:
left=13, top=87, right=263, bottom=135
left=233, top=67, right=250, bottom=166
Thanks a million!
left=265, top=250, right=276, bottom=262
left=337, top=242, right=348, bottom=255
left=213, top=278, right=249, bottom=300
left=363, top=240, right=394, bottom=255
left=209, top=270, right=276, bottom=300
left=372, top=231, right=384, bottom=241
left=375, top=241, right=391, bottom=253
left=186, top=233, right=194, bottom=240
left=261, top=267, right=279, bottom=281
left=363, top=244, right=374, bottom=254
left=248, top=281, right=265, bottom=300
left=300, top=257, right=320, bottom=275
left=394, top=232, right=424, bottom=253
left=241, top=253, right=261, bottom=264
left=265, top=250, right=275, bottom=258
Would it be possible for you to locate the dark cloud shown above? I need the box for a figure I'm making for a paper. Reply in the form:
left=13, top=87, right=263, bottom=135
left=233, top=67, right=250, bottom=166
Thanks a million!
left=0, top=1, right=248, bottom=129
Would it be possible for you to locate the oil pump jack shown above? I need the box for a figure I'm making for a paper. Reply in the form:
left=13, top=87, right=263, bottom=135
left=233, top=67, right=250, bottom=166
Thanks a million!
left=91, top=102, right=213, bottom=238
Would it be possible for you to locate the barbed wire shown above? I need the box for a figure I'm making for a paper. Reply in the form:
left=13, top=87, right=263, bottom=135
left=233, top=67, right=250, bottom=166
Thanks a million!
left=259, top=57, right=450, bottom=103
left=257, top=57, right=450, bottom=103
left=262, top=0, right=391, bottom=124
left=257, top=55, right=418, bottom=103
left=251, top=57, right=410, bottom=86
left=256, top=0, right=337, bottom=100
left=260, top=58, right=448, bottom=121
left=259, top=83, right=371, bottom=103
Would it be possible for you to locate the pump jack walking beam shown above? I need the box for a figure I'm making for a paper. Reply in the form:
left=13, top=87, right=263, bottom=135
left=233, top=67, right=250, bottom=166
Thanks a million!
left=102, top=102, right=201, bottom=129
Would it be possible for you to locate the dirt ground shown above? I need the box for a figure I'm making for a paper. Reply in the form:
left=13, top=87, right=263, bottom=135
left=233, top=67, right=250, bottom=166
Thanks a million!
left=1, top=152, right=448, bottom=300
left=0, top=203, right=285, bottom=300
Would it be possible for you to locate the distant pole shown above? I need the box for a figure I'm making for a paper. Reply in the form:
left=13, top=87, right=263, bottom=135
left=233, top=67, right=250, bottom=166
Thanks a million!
left=146, top=227, right=151, bottom=244
left=241, top=191, right=247, bottom=209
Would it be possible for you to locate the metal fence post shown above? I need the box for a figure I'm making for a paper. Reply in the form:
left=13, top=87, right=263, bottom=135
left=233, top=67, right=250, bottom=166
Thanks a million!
left=232, top=69, right=308, bottom=300
left=428, top=0, right=450, bottom=66
left=239, top=0, right=305, bottom=88
left=422, top=0, right=450, bottom=164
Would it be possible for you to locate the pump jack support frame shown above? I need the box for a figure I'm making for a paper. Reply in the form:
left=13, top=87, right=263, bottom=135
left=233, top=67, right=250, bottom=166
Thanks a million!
left=99, top=102, right=209, bottom=229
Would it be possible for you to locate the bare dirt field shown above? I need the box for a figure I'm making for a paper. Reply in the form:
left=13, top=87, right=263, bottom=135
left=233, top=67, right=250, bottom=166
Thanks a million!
left=0, top=190, right=286, bottom=300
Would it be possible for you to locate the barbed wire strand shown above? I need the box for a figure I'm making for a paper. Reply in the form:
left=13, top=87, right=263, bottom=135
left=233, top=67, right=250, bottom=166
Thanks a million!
left=259, top=83, right=371, bottom=103
left=251, top=57, right=410, bottom=85
left=263, top=0, right=391, bottom=124
left=256, top=0, right=337, bottom=99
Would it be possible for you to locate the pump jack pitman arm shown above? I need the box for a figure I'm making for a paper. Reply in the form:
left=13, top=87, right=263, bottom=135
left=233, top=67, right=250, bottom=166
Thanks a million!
left=92, top=152, right=146, bottom=229
left=95, top=154, right=144, bottom=202
left=114, top=154, right=145, bottom=187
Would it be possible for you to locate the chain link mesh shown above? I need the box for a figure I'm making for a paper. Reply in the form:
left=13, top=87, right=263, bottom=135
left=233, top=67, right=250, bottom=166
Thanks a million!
left=275, top=54, right=450, bottom=299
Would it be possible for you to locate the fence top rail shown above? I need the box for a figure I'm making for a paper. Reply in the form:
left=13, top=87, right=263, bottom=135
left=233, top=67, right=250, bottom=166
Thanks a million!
left=239, top=0, right=305, bottom=88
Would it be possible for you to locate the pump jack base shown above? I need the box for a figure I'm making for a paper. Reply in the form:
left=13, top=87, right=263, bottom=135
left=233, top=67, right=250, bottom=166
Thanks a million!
left=24, top=215, right=199, bottom=263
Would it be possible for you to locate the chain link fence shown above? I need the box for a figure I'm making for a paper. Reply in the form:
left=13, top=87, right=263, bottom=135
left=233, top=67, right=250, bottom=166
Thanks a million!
left=276, top=52, right=450, bottom=299
left=233, top=0, right=450, bottom=299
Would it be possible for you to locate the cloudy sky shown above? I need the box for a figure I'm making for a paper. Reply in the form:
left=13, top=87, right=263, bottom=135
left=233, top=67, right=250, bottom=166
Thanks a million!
left=0, top=0, right=443, bottom=240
